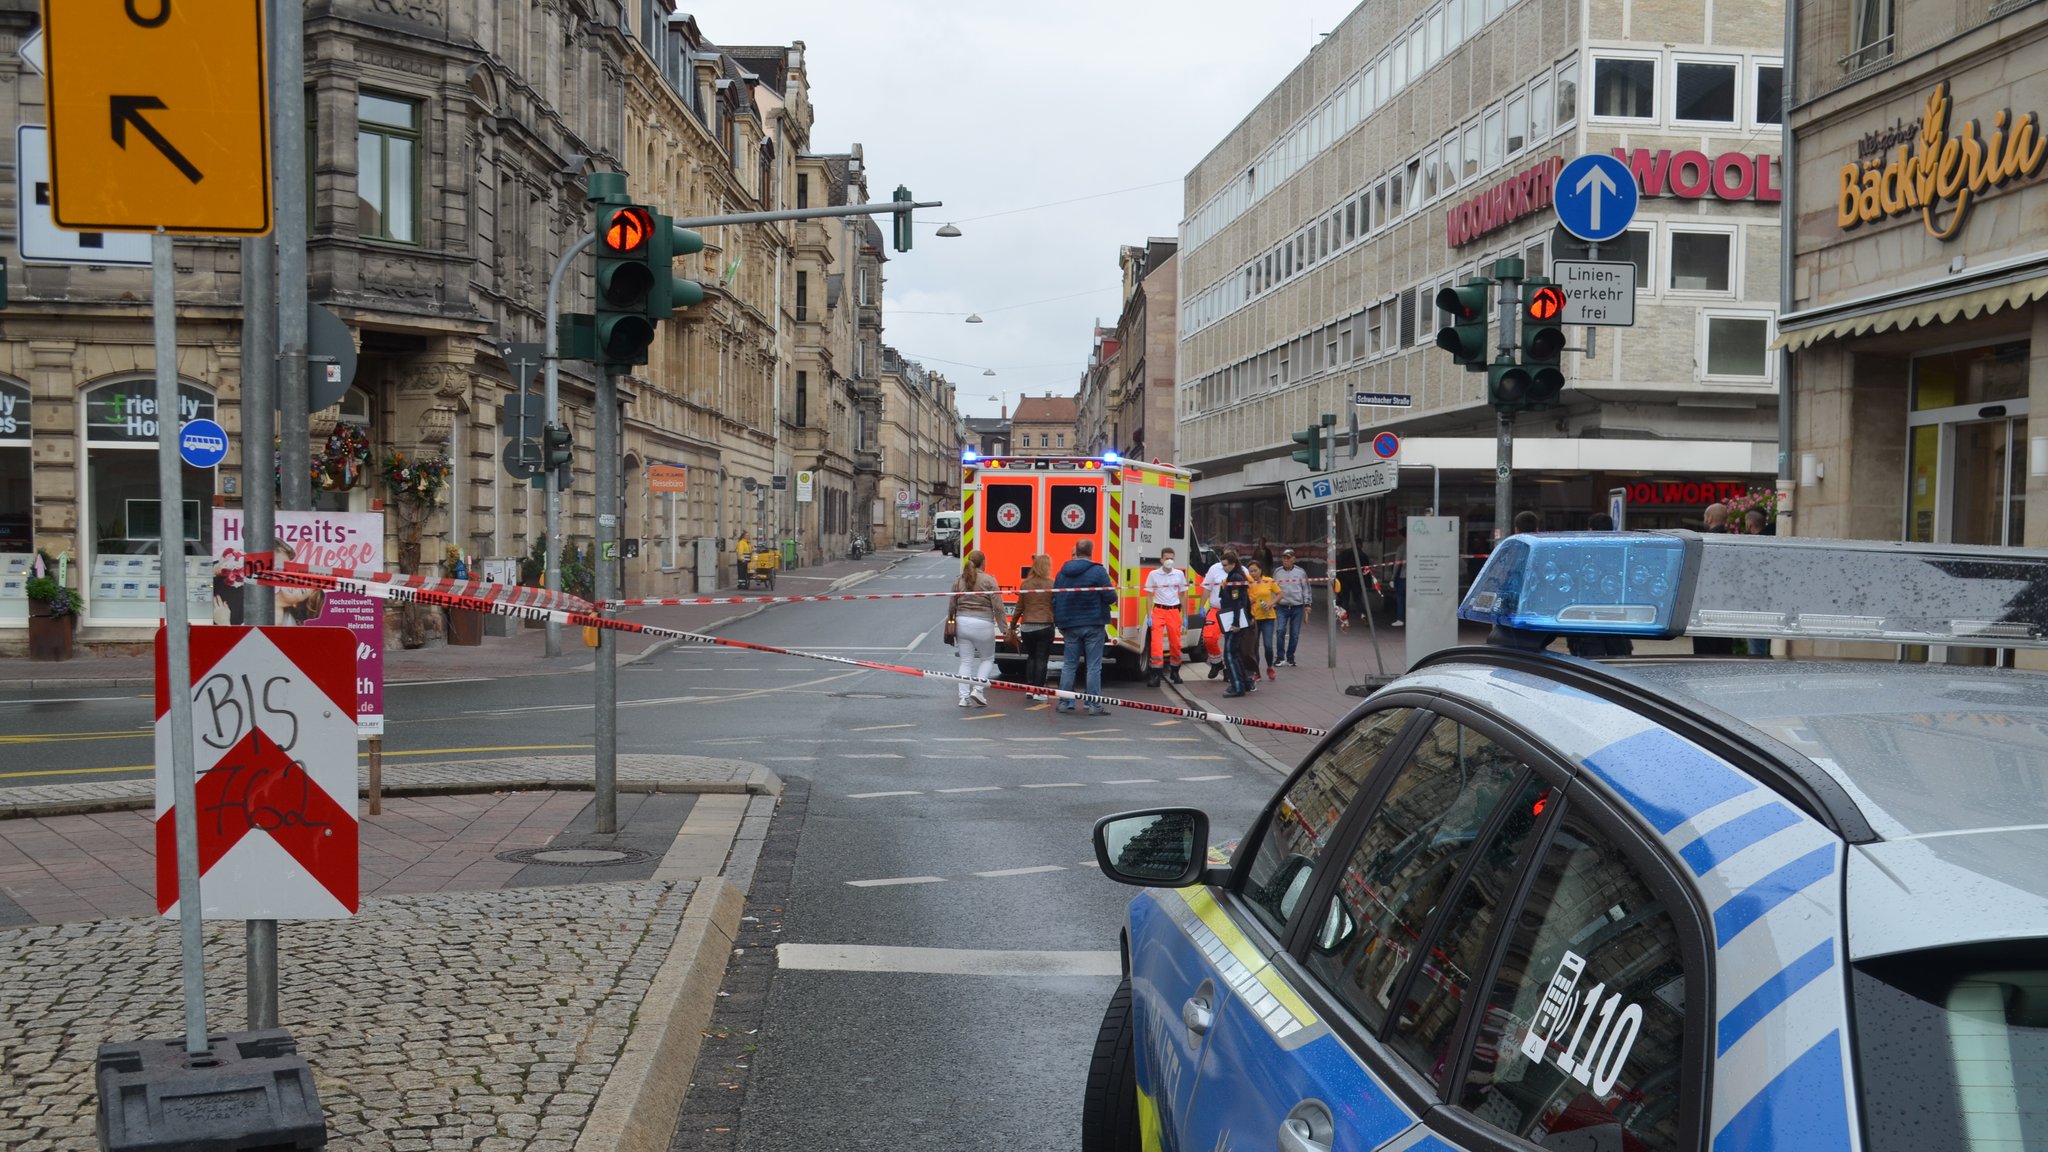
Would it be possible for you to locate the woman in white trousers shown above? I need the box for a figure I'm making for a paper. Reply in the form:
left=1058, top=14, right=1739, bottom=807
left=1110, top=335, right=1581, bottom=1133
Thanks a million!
left=949, top=550, right=1001, bottom=706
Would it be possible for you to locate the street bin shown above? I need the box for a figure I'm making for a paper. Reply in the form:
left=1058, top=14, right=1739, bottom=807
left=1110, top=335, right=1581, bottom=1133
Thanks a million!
left=781, top=538, right=797, bottom=569
left=96, top=1029, right=327, bottom=1150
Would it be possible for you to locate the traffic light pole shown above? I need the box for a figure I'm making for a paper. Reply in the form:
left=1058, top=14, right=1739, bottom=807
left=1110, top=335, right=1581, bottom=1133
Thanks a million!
left=542, top=232, right=599, bottom=658
left=1491, top=259, right=1524, bottom=544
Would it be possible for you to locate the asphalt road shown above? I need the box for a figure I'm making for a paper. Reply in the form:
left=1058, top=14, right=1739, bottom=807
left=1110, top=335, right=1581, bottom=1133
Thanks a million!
left=0, top=551, right=1291, bottom=1149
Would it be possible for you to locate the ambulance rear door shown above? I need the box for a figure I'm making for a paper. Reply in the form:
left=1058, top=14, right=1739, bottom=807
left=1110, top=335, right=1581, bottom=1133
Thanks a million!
left=977, top=473, right=1040, bottom=600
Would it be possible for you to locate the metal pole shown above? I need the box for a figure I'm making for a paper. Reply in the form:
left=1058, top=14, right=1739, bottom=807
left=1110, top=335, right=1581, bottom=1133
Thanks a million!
left=594, top=374, right=619, bottom=834
left=239, top=237, right=276, bottom=626
left=253, top=0, right=309, bottom=1035
left=1344, top=502, right=1386, bottom=680
left=1325, top=502, right=1338, bottom=669
left=669, top=199, right=939, bottom=230
left=1495, top=411, right=1514, bottom=545
left=154, top=232, right=208, bottom=1055
left=543, top=233, right=598, bottom=658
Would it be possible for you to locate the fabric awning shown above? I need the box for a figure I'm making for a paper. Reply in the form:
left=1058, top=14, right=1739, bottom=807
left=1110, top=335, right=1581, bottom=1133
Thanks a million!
left=1774, top=272, right=2048, bottom=352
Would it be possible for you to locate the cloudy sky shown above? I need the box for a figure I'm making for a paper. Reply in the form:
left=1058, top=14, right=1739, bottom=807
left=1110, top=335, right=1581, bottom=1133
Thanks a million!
left=704, top=1, right=1360, bottom=419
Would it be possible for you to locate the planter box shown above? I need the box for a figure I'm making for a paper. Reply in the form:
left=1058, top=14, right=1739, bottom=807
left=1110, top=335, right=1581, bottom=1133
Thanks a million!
left=27, top=603, right=74, bottom=661
left=446, top=607, right=485, bottom=647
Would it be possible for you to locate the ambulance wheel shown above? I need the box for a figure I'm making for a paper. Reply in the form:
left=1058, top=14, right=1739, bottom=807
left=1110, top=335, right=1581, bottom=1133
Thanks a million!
left=1081, top=977, right=1141, bottom=1152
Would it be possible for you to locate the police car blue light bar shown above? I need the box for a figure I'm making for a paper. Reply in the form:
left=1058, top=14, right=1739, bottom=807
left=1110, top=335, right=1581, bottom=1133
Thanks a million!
left=1462, top=532, right=2048, bottom=648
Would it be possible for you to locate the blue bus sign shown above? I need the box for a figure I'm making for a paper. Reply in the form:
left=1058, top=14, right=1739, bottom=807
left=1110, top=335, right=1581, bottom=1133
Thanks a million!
left=1554, top=154, right=1638, bottom=243
left=178, top=418, right=229, bottom=469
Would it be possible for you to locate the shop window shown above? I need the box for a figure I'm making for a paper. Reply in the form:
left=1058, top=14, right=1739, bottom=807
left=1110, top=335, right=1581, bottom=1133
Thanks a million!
left=1910, top=342, right=2030, bottom=411
left=1556, top=60, right=1580, bottom=129
left=1593, top=56, right=1657, bottom=119
left=1703, top=313, right=1772, bottom=379
left=1754, top=63, right=1783, bottom=126
left=1669, top=230, right=1733, bottom=292
left=1673, top=59, right=1738, bottom=124
left=82, top=380, right=216, bottom=622
left=356, top=92, right=420, bottom=243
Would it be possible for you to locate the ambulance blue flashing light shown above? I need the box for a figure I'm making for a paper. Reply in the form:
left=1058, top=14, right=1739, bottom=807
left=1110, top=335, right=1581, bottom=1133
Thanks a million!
left=1460, top=532, right=1697, bottom=639
left=1104, top=450, right=1121, bottom=465
left=963, top=448, right=980, bottom=464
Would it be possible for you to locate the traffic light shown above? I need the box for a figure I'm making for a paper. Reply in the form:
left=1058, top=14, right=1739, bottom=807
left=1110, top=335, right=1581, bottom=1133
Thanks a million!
left=1434, top=279, right=1491, bottom=372
left=1290, top=423, right=1323, bottom=471
left=1489, top=358, right=1535, bottom=413
left=891, top=185, right=913, bottom=253
left=595, top=203, right=658, bottom=370
left=648, top=215, right=706, bottom=318
left=1519, top=279, right=1567, bottom=407
left=542, top=423, right=572, bottom=469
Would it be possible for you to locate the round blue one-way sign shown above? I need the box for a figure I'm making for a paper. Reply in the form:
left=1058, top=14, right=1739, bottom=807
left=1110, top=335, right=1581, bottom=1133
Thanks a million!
left=178, top=418, right=229, bottom=469
left=1554, top=154, right=1639, bottom=243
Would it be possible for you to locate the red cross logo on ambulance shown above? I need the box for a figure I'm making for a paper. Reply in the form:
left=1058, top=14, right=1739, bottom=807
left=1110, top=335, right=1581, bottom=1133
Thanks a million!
left=1061, top=504, right=1085, bottom=530
left=997, top=503, right=1023, bottom=529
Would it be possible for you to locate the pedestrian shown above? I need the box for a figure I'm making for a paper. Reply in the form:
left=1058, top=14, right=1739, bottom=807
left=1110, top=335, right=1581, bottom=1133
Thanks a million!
left=1144, top=547, right=1189, bottom=687
left=1744, top=508, right=1769, bottom=536
left=1388, top=530, right=1408, bottom=627
left=1272, top=549, right=1309, bottom=667
left=1252, top=535, right=1276, bottom=573
left=1217, top=554, right=1255, bottom=697
left=947, top=549, right=1001, bottom=707
left=1201, top=548, right=1237, bottom=679
left=1336, top=537, right=1366, bottom=619
left=1009, top=553, right=1057, bottom=694
left=1249, top=561, right=1280, bottom=679
left=1054, top=539, right=1116, bottom=715
left=1514, top=510, right=1541, bottom=535
left=1693, top=502, right=1738, bottom=655
left=735, top=533, right=752, bottom=587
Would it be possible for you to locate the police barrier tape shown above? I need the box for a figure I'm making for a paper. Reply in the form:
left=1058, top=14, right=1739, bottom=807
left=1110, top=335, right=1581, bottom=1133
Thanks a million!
left=242, top=554, right=1331, bottom=738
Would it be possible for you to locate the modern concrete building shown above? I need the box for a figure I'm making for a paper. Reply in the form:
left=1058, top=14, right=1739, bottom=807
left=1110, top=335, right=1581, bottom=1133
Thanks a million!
left=1174, top=0, right=1787, bottom=557
left=1777, top=0, right=2048, bottom=599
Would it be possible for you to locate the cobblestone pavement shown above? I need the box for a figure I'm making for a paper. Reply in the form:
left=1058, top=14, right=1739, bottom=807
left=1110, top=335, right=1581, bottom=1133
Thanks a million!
left=0, top=754, right=777, bottom=818
left=0, top=881, right=693, bottom=1151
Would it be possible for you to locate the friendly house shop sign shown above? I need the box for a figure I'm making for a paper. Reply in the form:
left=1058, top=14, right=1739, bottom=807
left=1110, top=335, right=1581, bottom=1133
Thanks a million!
left=1839, top=81, right=2047, bottom=240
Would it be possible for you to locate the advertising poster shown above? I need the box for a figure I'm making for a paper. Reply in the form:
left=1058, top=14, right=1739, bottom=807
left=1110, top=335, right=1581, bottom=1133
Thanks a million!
left=211, top=509, right=386, bottom=736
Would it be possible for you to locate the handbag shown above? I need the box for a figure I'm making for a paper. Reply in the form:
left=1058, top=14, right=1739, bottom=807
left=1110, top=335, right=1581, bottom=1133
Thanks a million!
left=943, top=614, right=957, bottom=644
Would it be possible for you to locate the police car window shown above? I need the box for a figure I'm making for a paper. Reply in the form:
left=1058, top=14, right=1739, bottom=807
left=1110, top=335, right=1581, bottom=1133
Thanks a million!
left=1051, top=486, right=1099, bottom=535
left=1242, top=708, right=1416, bottom=939
left=1303, top=720, right=1525, bottom=1035
left=1385, top=774, right=1555, bottom=1084
left=1459, top=816, right=1686, bottom=1152
left=984, top=484, right=1033, bottom=534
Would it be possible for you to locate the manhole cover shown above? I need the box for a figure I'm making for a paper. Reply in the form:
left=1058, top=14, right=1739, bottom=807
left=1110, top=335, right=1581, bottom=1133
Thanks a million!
left=494, top=845, right=652, bottom=868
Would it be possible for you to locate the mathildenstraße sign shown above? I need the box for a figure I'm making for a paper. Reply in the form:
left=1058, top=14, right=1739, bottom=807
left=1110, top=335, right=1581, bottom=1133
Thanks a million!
left=1284, top=460, right=1398, bottom=511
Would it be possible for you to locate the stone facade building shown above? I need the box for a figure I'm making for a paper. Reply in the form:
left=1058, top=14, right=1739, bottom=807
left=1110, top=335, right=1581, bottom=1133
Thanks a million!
left=0, top=1, right=931, bottom=645
left=1076, top=329, right=1116, bottom=456
left=1011, top=394, right=1079, bottom=457
left=876, top=347, right=959, bottom=548
left=1174, top=0, right=1786, bottom=556
left=1112, top=239, right=1179, bottom=463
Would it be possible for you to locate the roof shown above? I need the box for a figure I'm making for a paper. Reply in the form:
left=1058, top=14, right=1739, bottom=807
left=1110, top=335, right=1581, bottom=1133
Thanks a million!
left=1011, top=396, right=1076, bottom=424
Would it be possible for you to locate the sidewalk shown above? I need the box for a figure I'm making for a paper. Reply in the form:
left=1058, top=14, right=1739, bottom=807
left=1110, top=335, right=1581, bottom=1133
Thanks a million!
left=0, top=754, right=781, bottom=1152
left=0, top=547, right=922, bottom=691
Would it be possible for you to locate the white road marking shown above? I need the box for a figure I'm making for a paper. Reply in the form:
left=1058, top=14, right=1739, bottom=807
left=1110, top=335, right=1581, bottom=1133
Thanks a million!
left=778, top=943, right=1122, bottom=978
left=845, top=875, right=947, bottom=888
left=1088, top=755, right=1148, bottom=762
left=1100, top=778, right=1160, bottom=785
left=866, top=738, right=920, bottom=743
left=1171, top=755, right=1228, bottom=761
left=852, top=723, right=917, bottom=732
left=972, top=865, right=1067, bottom=877
left=935, top=786, right=1002, bottom=794
left=906, top=627, right=933, bottom=650
left=1019, top=783, right=1085, bottom=789
left=931, top=737, right=993, bottom=743
left=1006, top=754, right=1070, bottom=760
left=764, top=757, right=817, bottom=762
left=1007, top=737, right=1066, bottom=743
left=847, top=790, right=923, bottom=799
left=390, top=678, right=494, bottom=687
left=1178, top=774, right=1232, bottom=782
left=843, top=753, right=905, bottom=760
left=1079, top=861, right=1101, bottom=868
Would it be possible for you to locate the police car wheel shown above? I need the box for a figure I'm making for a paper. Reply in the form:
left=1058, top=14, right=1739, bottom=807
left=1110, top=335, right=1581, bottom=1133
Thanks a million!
left=1081, top=977, right=1141, bottom=1152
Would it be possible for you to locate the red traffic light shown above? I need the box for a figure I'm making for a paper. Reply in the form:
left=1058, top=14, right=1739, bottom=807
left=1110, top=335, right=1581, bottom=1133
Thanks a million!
left=601, top=207, right=652, bottom=254
left=1526, top=284, right=1565, bottom=321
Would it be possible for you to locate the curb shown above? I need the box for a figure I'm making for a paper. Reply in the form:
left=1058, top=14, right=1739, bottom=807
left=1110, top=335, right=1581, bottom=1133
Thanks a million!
left=1163, top=678, right=1295, bottom=777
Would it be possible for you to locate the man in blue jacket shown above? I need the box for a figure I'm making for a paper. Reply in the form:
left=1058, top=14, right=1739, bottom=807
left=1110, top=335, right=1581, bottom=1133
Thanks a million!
left=1053, top=539, right=1115, bottom=715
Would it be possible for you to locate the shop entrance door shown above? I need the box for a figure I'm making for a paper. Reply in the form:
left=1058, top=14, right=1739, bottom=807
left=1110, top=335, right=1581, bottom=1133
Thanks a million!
left=1907, top=407, right=2028, bottom=666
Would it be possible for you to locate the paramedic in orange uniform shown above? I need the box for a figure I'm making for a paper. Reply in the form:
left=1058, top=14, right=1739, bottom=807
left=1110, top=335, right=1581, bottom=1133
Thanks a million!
left=1144, top=547, right=1189, bottom=687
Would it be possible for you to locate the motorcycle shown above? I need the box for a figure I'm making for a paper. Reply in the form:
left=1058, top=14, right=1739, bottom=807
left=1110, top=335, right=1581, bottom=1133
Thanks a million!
left=849, top=533, right=870, bottom=560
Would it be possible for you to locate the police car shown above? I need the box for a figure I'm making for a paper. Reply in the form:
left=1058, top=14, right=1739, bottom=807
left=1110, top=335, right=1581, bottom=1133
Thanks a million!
left=1085, top=531, right=2048, bottom=1152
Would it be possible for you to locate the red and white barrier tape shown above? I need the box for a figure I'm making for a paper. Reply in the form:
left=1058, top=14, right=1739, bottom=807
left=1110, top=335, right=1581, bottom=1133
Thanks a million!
left=245, top=562, right=1330, bottom=738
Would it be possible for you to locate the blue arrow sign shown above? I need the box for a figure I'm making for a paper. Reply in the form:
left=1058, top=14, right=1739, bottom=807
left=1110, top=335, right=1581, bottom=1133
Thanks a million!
left=178, top=418, right=229, bottom=469
left=1555, top=154, right=1638, bottom=244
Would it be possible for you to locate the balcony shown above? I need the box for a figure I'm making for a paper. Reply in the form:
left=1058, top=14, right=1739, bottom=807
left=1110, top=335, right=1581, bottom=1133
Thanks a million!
left=854, top=448, right=883, bottom=474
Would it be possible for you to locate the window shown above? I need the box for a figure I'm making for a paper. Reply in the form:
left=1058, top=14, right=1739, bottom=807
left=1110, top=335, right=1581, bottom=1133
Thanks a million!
left=1049, top=485, right=1098, bottom=534
left=1669, top=230, right=1732, bottom=292
left=1524, top=240, right=1545, bottom=280
left=795, top=173, right=809, bottom=209
left=796, top=271, right=809, bottom=322
left=1755, top=64, right=1783, bottom=125
left=1557, top=60, right=1580, bottom=128
left=1057, top=433, right=1066, bottom=448
left=1458, top=814, right=1689, bottom=1152
left=1243, top=709, right=1415, bottom=936
left=1040, top=433, right=1050, bottom=447
left=1408, top=30, right=1425, bottom=80
left=1466, top=0, right=1484, bottom=34
left=1593, top=56, right=1656, bottom=119
left=356, top=93, right=419, bottom=243
left=1673, top=59, right=1737, bottom=124
left=1483, top=107, right=1504, bottom=171
left=1531, top=76, right=1552, bottom=142
left=1445, top=0, right=1463, bottom=50
left=1422, top=148, right=1440, bottom=201
left=1463, top=122, right=1481, bottom=182
left=1399, top=289, right=1418, bottom=347
left=1608, top=227, right=1652, bottom=285
left=82, top=380, right=217, bottom=623
left=1392, top=39, right=1408, bottom=90
left=1346, top=202, right=1357, bottom=241
left=1704, top=314, right=1772, bottom=378
left=984, top=483, right=1034, bottom=533
left=1506, top=92, right=1528, bottom=155
left=857, top=267, right=870, bottom=306
left=795, top=371, right=809, bottom=426
left=1302, top=718, right=1528, bottom=1033
left=1376, top=181, right=1390, bottom=228
left=1440, top=130, right=1460, bottom=192
left=1427, top=10, right=1444, bottom=66
left=1375, top=56, right=1390, bottom=106
left=1389, top=169, right=1405, bottom=221
left=1368, top=304, right=1385, bottom=354
left=1849, top=0, right=1894, bottom=71
left=1487, top=0, right=1506, bottom=20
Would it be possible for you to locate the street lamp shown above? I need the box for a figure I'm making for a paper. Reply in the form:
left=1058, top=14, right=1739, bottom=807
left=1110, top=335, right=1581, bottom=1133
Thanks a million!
left=965, top=313, right=984, bottom=324
left=936, top=223, right=962, bottom=237
left=983, top=368, right=996, bottom=376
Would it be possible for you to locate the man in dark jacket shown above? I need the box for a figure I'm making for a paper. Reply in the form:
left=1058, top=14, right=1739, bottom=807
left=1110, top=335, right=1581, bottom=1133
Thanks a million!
left=1053, top=539, right=1115, bottom=715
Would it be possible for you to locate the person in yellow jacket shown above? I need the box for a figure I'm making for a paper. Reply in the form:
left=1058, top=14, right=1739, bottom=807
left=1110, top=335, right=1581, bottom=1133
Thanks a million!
left=735, top=534, right=753, bottom=587
left=1248, top=561, right=1281, bottom=680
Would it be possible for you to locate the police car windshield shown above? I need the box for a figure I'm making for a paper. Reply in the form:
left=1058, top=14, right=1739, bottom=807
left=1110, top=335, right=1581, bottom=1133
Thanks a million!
left=1624, top=662, right=2048, bottom=839
left=1853, top=942, right=2048, bottom=1152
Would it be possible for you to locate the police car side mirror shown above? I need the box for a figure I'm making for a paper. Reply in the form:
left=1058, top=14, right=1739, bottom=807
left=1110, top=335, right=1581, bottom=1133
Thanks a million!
left=1092, top=808, right=1210, bottom=888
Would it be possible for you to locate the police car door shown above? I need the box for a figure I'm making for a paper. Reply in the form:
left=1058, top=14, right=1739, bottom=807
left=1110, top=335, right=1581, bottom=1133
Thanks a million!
left=1159, top=705, right=1430, bottom=1152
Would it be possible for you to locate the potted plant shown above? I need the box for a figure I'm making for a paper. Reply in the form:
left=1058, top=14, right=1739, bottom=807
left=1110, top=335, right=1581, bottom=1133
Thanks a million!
left=25, top=570, right=77, bottom=662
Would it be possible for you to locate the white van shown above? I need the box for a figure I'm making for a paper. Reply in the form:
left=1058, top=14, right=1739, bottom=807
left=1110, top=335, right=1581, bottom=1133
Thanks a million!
left=932, top=511, right=962, bottom=556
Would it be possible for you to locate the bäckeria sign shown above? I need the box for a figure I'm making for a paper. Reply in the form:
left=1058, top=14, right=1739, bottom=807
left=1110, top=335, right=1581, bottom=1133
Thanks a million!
left=1838, top=81, right=2047, bottom=240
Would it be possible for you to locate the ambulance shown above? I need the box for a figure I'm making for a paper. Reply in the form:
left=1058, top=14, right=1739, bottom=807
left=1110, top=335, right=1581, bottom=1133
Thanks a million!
left=960, top=451, right=1204, bottom=680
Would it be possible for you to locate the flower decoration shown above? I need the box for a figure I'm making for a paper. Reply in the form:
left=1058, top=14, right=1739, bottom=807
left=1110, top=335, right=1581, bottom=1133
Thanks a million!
left=315, top=423, right=373, bottom=490
left=1725, top=488, right=1780, bottom=532
left=381, top=450, right=453, bottom=507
